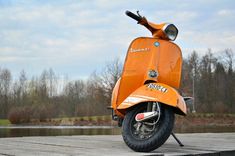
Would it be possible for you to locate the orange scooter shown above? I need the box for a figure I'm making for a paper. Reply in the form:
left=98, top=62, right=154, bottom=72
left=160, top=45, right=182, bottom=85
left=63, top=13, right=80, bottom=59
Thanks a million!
left=110, top=11, right=191, bottom=152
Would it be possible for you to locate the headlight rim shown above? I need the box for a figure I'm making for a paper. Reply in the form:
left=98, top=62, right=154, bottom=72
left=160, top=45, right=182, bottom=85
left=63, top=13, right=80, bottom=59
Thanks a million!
left=162, top=23, right=178, bottom=41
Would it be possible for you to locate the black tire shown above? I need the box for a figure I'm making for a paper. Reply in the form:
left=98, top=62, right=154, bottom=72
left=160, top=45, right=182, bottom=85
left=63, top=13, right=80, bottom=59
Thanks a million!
left=122, top=103, right=175, bottom=152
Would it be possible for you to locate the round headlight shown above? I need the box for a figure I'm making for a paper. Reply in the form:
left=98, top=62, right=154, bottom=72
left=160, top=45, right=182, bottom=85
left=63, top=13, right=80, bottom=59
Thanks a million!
left=163, top=24, right=178, bottom=41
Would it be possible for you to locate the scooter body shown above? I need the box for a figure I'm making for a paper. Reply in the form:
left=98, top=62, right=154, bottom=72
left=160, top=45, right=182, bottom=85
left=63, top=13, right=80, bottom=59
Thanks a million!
left=110, top=10, right=187, bottom=152
left=112, top=38, right=186, bottom=117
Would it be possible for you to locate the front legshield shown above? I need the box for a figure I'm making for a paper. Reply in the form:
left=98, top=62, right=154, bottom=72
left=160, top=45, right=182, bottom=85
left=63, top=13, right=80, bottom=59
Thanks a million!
left=117, top=83, right=187, bottom=115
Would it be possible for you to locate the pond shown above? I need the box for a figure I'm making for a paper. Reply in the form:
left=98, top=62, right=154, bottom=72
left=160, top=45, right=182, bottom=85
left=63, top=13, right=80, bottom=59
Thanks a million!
left=0, top=126, right=121, bottom=138
left=0, top=125, right=234, bottom=138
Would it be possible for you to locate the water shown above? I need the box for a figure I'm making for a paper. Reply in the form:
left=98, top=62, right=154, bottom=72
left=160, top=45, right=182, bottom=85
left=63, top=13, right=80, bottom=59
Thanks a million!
left=0, top=126, right=121, bottom=138
left=174, top=125, right=235, bottom=133
left=0, top=125, right=234, bottom=138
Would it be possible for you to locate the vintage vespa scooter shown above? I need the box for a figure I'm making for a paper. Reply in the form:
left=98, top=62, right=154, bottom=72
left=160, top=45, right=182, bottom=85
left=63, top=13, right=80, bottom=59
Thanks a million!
left=110, top=10, right=189, bottom=152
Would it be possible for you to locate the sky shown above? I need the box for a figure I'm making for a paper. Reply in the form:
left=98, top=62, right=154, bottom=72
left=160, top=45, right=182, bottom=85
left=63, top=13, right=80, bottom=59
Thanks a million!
left=0, top=0, right=235, bottom=80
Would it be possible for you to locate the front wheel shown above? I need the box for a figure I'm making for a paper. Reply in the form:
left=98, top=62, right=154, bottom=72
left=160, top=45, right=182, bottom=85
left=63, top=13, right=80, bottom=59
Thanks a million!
left=122, top=103, right=175, bottom=152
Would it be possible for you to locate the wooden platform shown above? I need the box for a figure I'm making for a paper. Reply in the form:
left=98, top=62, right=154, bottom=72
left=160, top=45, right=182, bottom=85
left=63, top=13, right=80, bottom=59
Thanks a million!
left=0, top=133, right=234, bottom=156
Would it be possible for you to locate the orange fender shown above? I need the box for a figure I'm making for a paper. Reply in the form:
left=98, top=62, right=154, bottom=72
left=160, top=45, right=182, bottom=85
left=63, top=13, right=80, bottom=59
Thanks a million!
left=117, top=83, right=186, bottom=115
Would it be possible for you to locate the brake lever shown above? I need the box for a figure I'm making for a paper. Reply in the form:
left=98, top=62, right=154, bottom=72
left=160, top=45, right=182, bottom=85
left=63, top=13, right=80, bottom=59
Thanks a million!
left=136, top=11, right=142, bottom=18
left=136, top=11, right=148, bottom=25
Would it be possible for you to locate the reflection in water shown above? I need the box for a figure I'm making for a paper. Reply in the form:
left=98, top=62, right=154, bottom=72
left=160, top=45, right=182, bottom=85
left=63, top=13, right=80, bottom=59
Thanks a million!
left=0, top=125, right=235, bottom=138
left=0, top=126, right=121, bottom=138
left=174, top=125, right=235, bottom=133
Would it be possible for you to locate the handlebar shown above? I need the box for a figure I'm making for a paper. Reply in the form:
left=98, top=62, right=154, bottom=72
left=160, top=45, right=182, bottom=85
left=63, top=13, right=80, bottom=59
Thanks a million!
left=125, top=10, right=161, bottom=37
left=125, top=10, right=142, bottom=22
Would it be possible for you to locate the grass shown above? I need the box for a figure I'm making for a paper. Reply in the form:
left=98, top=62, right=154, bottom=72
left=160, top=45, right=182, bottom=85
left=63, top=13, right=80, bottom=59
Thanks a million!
left=41, top=115, right=113, bottom=126
left=49, top=115, right=112, bottom=123
left=0, top=119, right=11, bottom=126
left=186, top=113, right=235, bottom=118
left=52, top=113, right=235, bottom=123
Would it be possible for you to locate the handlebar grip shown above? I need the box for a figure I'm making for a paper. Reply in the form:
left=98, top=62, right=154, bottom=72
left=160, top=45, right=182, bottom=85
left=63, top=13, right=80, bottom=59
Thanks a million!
left=125, top=10, right=142, bottom=22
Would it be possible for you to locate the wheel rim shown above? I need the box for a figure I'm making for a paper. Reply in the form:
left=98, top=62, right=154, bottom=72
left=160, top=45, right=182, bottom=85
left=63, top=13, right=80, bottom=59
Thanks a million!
left=130, top=103, right=162, bottom=140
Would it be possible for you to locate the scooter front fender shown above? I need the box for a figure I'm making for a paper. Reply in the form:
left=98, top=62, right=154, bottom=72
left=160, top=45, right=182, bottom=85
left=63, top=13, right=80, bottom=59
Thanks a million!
left=117, top=83, right=187, bottom=115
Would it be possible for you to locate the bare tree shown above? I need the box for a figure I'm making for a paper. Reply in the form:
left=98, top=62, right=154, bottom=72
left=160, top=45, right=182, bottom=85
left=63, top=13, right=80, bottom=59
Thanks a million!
left=63, top=80, right=85, bottom=116
left=222, top=49, right=235, bottom=112
left=224, top=49, right=234, bottom=71
left=12, top=70, right=27, bottom=106
left=39, top=70, right=49, bottom=102
left=0, top=68, right=12, bottom=117
left=99, top=58, right=122, bottom=102
left=48, top=68, right=57, bottom=97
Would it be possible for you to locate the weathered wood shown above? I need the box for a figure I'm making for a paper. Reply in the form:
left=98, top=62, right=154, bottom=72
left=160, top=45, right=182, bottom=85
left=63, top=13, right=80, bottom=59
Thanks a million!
left=0, top=133, right=234, bottom=156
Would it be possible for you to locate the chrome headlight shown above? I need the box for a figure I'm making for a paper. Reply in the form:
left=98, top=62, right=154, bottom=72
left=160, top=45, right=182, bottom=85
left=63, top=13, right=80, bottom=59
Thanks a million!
left=163, top=24, right=178, bottom=41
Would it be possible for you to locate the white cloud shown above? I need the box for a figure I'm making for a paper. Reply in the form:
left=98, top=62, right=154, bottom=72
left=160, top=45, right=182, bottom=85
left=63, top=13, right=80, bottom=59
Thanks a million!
left=217, top=9, right=235, bottom=16
left=43, top=38, right=69, bottom=47
left=0, top=0, right=235, bottom=79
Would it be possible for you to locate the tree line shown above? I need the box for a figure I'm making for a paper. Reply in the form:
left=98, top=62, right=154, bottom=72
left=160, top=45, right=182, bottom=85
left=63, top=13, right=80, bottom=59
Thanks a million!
left=181, top=49, right=235, bottom=113
left=0, top=49, right=235, bottom=122
left=0, top=59, right=122, bottom=122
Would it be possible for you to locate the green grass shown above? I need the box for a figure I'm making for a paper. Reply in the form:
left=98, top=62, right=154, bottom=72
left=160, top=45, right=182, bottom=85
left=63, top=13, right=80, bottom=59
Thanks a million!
left=54, top=113, right=235, bottom=122
left=186, top=113, right=235, bottom=118
left=52, top=115, right=112, bottom=122
left=0, top=119, right=10, bottom=126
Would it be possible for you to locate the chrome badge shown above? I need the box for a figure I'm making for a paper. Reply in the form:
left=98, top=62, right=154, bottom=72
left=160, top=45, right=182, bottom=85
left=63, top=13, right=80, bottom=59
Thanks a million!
left=154, top=42, right=160, bottom=47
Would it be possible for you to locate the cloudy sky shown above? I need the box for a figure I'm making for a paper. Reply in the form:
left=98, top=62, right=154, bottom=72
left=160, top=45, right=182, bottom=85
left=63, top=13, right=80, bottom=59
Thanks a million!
left=0, top=0, right=235, bottom=80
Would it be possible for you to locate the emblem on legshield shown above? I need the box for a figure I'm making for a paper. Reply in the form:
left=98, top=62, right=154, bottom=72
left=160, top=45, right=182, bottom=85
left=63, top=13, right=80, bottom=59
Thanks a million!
left=147, top=83, right=168, bottom=93
left=154, top=42, right=160, bottom=47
